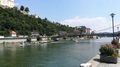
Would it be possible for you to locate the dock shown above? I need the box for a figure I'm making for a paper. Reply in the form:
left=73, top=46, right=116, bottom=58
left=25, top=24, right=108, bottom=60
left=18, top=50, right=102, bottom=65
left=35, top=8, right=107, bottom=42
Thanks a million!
left=87, top=51, right=120, bottom=67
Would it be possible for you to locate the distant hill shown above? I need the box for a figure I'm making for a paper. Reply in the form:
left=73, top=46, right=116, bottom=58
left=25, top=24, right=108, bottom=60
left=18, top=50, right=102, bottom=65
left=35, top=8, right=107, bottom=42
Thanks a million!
left=0, top=7, right=74, bottom=36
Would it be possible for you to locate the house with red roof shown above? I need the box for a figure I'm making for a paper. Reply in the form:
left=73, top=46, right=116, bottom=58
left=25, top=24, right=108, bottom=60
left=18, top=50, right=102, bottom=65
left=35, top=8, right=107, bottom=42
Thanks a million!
left=10, top=30, right=17, bottom=37
left=34, top=14, right=38, bottom=18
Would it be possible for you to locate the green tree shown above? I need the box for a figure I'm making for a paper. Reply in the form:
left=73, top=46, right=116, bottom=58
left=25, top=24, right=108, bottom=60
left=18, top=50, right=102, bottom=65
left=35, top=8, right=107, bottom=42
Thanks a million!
left=0, top=6, right=75, bottom=36
left=81, top=26, right=86, bottom=33
left=25, top=7, right=29, bottom=13
left=37, top=36, right=42, bottom=41
left=91, top=31, right=95, bottom=34
left=26, top=37, right=31, bottom=42
left=20, top=5, right=24, bottom=11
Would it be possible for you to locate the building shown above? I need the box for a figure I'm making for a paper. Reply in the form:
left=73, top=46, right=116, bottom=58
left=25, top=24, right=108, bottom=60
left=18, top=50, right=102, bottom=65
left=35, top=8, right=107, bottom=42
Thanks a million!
left=20, top=11, right=28, bottom=15
left=86, top=28, right=91, bottom=34
left=10, top=30, right=16, bottom=37
left=31, top=32, right=39, bottom=37
left=0, top=0, right=14, bottom=8
left=34, top=14, right=39, bottom=18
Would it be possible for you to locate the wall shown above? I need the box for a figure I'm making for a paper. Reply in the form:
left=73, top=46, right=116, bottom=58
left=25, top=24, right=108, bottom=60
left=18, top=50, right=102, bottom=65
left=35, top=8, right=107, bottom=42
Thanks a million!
left=0, top=38, right=37, bottom=43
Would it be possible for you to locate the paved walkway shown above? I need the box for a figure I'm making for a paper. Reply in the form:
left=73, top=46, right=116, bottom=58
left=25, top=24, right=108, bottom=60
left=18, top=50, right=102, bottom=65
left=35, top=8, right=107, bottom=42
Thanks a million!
left=87, top=54, right=100, bottom=67
left=97, top=58, right=120, bottom=67
left=87, top=51, right=120, bottom=67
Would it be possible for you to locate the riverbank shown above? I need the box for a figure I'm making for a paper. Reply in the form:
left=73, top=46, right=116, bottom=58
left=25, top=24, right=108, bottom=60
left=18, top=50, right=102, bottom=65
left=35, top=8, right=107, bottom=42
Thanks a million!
left=0, top=38, right=37, bottom=44
left=87, top=54, right=100, bottom=67
left=87, top=50, right=120, bottom=67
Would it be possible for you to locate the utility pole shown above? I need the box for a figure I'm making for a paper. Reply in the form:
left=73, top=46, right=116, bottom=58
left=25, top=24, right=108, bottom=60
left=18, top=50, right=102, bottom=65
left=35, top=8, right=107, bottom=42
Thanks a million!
left=117, top=27, right=119, bottom=37
left=110, top=13, right=115, bottom=40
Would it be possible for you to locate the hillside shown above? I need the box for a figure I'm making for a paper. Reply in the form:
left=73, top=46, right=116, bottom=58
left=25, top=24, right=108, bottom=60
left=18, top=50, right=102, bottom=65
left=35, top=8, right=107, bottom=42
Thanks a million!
left=0, top=7, right=74, bottom=36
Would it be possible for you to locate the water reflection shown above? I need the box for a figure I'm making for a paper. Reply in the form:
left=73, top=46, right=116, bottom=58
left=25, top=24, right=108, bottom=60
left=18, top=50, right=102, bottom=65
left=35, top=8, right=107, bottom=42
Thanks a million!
left=0, top=37, right=112, bottom=67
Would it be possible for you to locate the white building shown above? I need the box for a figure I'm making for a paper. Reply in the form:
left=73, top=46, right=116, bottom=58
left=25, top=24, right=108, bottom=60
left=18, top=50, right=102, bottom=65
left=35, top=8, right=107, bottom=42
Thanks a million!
left=34, top=14, right=39, bottom=18
left=0, top=0, right=14, bottom=8
left=86, top=28, right=91, bottom=34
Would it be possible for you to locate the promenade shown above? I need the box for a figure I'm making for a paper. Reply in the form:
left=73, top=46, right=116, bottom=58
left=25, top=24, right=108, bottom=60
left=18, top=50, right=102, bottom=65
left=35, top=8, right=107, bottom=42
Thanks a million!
left=0, top=38, right=36, bottom=43
left=87, top=50, right=120, bottom=67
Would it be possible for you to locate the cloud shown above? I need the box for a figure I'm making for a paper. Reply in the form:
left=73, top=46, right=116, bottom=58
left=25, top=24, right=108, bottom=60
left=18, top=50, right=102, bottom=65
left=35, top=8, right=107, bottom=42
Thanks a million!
left=60, top=16, right=118, bottom=32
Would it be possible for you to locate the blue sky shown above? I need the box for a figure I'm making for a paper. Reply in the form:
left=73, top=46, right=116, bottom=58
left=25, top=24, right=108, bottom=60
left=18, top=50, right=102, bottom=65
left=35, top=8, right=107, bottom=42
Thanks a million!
left=14, top=0, right=120, bottom=32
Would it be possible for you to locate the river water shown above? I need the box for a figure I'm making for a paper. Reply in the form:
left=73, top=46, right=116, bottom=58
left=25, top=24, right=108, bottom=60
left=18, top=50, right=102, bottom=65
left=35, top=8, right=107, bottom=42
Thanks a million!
left=0, top=37, right=112, bottom=67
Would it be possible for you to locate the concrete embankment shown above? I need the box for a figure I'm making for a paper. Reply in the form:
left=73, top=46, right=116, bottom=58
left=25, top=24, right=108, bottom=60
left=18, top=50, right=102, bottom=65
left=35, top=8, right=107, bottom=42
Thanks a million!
left=87, top=54, right=100, bottom=67
left=0, top=38, right=36, bottom=43
left=87, top=50, right=120, bottom=67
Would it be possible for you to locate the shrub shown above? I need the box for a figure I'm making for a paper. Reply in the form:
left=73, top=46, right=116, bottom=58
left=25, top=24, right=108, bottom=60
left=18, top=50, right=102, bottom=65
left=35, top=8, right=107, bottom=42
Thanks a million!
left=26, top=37, right=31, bottom=42
left=99, top=44, right=118, bottom=57
left=111, top=39, right=119, bottom=48
left=63, top=37, right=66, bottom=40
left=109, top=44, right=118, bottom=49
left=2, top=41, right=5, bottom=45
left=37, top=36, right=42, bottom=41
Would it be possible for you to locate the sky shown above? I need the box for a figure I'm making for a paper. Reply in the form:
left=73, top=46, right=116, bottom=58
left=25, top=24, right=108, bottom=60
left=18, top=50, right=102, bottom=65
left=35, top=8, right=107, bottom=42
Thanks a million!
left=14, top=0, right=120, bottom=33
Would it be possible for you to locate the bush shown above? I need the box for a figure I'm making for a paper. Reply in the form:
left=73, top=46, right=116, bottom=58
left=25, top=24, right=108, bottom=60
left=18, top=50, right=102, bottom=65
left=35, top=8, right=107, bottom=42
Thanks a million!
left=111, top=39, right=119, bottom=48
left=37, top=36, right=42, bottom=41
left=26, top=37, right=31, bottom=42
left=99, top=44, right=118, bottom=57
left=63, top=37, right=66, bottom=40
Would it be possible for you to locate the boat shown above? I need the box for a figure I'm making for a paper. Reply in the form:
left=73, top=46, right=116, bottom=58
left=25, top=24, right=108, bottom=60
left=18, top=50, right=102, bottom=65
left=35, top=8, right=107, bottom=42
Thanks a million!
left=40, top=40, right=48, bottom=43
left=73, top=39, right=79, bottom=42
left=80, top=63, right=92, bottom=67
left=19, top=41, right=25, bottom=47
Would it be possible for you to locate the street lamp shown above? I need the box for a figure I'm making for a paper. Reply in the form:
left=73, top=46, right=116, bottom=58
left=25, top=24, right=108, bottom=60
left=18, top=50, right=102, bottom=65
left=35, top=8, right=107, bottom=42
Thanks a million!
left=117, top=27, right=119, bottom=37
left=110, top=13, right=115, bottom=40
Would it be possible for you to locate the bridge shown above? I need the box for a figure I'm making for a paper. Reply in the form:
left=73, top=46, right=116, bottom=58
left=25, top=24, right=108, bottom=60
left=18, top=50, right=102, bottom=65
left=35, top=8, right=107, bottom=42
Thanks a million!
left=52, top=23, right=120, bottom=39
left=52, top=32, right=119, bottom=38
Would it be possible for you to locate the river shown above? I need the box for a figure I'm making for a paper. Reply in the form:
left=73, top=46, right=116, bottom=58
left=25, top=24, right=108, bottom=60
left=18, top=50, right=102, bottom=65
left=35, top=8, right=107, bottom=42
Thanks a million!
left=0, top=37, right=112, bottom=67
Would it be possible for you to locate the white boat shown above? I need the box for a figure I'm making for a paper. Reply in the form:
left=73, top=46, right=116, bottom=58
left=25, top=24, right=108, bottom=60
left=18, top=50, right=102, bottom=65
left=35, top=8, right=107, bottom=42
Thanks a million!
left=19, top=42, right=25, bottom=47
left=80, top=37, right=84, bottom=39
left=73, top=39, right=79, bottom=42
left=80, top=63, right=92, bottom=67
left=40, top=40, right=48, bottom=43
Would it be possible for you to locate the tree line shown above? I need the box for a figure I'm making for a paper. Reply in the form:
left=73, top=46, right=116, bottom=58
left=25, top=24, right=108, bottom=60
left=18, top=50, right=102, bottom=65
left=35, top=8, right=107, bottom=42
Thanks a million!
left=20, top=5, right=29, bottom=13
left=0, top=6, right=75, bottom=36
left=0, top=5, right=88, bottom=37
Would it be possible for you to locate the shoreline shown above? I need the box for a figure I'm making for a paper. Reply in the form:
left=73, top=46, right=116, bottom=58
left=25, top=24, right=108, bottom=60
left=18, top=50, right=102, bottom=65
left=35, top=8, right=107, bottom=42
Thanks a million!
left=0, top=38, right=36, bottom=44
left=87, top=54, right=100, bottom=67
left=86, top=50, right=120, bottom=67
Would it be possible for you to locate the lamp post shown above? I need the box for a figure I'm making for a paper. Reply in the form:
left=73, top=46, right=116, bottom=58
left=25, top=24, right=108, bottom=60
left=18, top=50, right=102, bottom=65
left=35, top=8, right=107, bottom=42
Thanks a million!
left=117, top=27, right=119, bottom=37
left=110, top=13, right=115, bottom=40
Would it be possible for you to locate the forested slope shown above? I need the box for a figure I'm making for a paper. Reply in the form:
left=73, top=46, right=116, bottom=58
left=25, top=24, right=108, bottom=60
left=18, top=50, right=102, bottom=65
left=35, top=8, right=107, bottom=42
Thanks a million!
left=0, top=7, right=74, bottom=36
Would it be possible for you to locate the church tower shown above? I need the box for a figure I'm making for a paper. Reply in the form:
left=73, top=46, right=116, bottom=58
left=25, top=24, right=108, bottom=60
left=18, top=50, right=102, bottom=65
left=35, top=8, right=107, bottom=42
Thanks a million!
left=0, top=0, right=14, bottom=8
